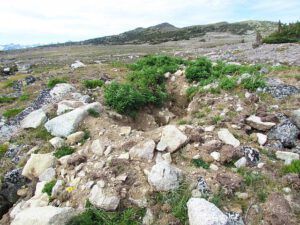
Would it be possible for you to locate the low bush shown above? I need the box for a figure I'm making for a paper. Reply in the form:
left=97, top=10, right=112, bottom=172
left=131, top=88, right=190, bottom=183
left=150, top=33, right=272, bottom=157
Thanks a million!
left=83, top=79, right=104, bottom=89
left=3, top=108, right=23, bottom=119
left=47, top=78, right=67, bottom=88
left=42, top=180, right=57, bottom=196
left=218, top=76, right=237, bottom=90
left=241, top=75, right=266, bottom=91
left=185, top=57, right=213, bottom=83
left=54, top=146, right=75, bottom=158
left=263, top=22, right=300, bottom=44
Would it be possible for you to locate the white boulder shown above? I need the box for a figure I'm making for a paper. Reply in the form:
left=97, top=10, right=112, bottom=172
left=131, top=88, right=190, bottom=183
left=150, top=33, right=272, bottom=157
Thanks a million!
left=129, top=139, right=155, bottom=161
left=148, top=161, right=182, bottom=191
left=291, top=109, right=300, bottom=129
left=21, top=109, right=47, bottom=129
left=157, top=125, right=188, bottom=153
left=218, top=129, right=240, bottom=147
left=187, top=198, right=228, bottom=225
left=22, top=153, right=55, bottom=180
left=45, top=102, right=102, bottom=137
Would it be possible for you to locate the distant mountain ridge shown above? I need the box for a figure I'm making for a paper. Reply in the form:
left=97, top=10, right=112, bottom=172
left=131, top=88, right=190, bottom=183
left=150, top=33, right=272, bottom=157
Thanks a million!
left=45, top=20, right=277, bottom=47
left=0, top=43, right=40, bottom=51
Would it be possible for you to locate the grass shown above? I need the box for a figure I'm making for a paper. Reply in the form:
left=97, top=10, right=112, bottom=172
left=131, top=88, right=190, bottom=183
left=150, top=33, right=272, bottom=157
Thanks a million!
left=83, top=79, right=104, bottom=89
left=19, top=93, right=30, bottom=101
left=282, top=160, right=300, bottom=174
left=0, top=96, right=17, bottom=104
left=42, top=180, right=57, bottom=197
left=67, top=206, right=145, bottom=225
left=211, top=115, right=223, bottom=125
left=87, top=108, right=100, bottom=117
left=0, top=144, right=9, bottom=158
left=191, top=158, right=210, bottom=169
left=3, top=108, right=24, bottom=119
left=177, top=119, right=188, bottom=125
left=54, top=146, right=75, bottom=158
left=47, top=77, right=67, bottom=88
left=151, top=183, right=191, bottom=224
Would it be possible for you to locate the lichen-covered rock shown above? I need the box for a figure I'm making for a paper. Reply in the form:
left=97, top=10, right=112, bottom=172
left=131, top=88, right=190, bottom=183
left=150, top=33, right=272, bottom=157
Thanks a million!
left=240, top=146, right=260, bottom=165
left=187, top=198, right=228, bottom=225
left=148, top=161, right=182, bottom=191
left=49, top=83, right=75, bottom=101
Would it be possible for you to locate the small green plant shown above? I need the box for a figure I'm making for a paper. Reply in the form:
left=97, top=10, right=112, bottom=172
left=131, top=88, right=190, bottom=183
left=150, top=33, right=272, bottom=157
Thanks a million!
left=42, top=180, right=57, bottom=197
left=54, top=146, right=75, bottom=158
left=186, top=86, right=198, bottom=100
left=88, top=108, right=100, bottom=117
left=241, top=75, right=266, bottom=91
left=0, top=144, right=9, bottom=158
left=218, top=76, right=237, bottom=90
left=0, top=96, right=17, bottom=103
left=19, top=94, right=30, bottom=101
left=282, top=160, right=300, bottom=174
left=212, top=115, right=223, bottom=125
left=47, top=78, right=67, bottom=88
left=83, top=79, right=104, bottom=89
left=185, top=57, right=213, bottom=83
left=3, top=108, right=24, bottom=119
left=177, top=119, right=188, bottom=125
left=191, top=158, right=210, bottom=169
left=209, top=190, right=225, bottom=208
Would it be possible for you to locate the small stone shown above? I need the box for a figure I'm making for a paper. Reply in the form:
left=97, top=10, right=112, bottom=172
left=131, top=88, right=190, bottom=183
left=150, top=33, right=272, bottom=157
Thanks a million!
left=282, top=187, right=291, bottom=193
left=142, top=208, right=155, bottom=225
left=234, top=157, right=247, bottom=168
left=218, top=129, right=240, bottom=147
left=257, top=133, right=267, bottom=146
left=66, top=131, right=85, bottom=145
left=246, top=115, right=276, bottom=131
left=129, top=139, right=155, bottom=161
left=236, top=192, right=249, bottom=200
left=89, top=185, right=120, bottom=211
left=20, top=109, right=47, bottom=129
left=209, top=164, right=219, bottom=171
left=162, top=152, right=172, bottom=164
left=204, top=125, right=215, bottom=132
left=90, top=139, right=105, bottom=156
left=120, top=126, right=131, bottom=136
left=257, top=162, right=264, bottom=168
left=118, top=152, right=129, bottom=160
left=38, top=167, right=56, bottom=182
left=210, top=151, right=220, bottom=161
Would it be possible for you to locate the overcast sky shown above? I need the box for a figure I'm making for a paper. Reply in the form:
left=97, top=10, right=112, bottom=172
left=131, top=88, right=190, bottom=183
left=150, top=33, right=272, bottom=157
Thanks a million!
left=0, top=0, right=299, bottom=45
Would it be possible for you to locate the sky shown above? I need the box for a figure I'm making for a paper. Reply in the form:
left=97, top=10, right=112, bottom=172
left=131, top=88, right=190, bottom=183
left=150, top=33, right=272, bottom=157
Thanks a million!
left=0, top=0, right=299, bottom=45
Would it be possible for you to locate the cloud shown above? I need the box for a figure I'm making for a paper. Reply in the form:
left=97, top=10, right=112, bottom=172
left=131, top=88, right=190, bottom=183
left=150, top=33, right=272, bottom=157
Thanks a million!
left=0, top=0, right=298, bottom=45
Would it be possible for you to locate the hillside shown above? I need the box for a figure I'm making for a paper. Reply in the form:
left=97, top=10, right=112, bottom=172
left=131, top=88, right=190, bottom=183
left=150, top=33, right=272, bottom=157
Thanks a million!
left=45, top=20, right=277, bottom=46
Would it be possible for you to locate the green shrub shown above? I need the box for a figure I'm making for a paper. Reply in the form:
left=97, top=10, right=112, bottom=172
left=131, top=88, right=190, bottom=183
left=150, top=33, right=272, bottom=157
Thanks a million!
left=191, top=158, right=210, bottom=169
left=218, top=76, right=237, bottom=90
left=47, top=78, right=67, bottom=88
left=3, top=108, right=23, bottom=118
left=0, top=96, right=16, bottom=103
left=282, top=160, right=300, bottom=174
left=185, top=57, right=213, bottom=83
left=241, top=75, right=266, bottom=91
left=88, top=108, right=100, bottom=117
left=104, top=82, right=145, bottom=115
left=263, top=22, right=300, bottom=44
left=186, top=86, right=198, bottom=100
left=83, top=79, right=104, bottom=89
left=42, top=180, right=57, bottom=196
left=54, top=146, right=75, bottom=158
left=67, top=207, right=145, bottom=225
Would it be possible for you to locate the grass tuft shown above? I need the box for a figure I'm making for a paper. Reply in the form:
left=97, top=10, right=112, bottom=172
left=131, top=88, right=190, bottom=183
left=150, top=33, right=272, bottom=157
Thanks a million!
left=3, top=108, right=24, bottom=119
left=54, top=146, right=75, bottom=158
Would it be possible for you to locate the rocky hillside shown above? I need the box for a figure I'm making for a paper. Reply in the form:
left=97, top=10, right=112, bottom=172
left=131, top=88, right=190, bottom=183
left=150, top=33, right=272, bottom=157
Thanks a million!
left=45, top=20, right=277, bottom=46
left=0, top=48, right=299, bottom=225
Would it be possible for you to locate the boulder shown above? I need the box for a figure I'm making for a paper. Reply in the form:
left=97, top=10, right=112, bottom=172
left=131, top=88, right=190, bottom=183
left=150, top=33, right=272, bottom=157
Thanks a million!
left=90, top=139, right=105, bottom=156
left=129, top=139, right=155, bottom=161
left=240, top=146, right=260, bottom=165
left=57, top=100, right=85, bottom=115
left=22, top=153, right=55, bottom=180
left=157, top=125, right=188, bottom=152
left=20, top=109, right=47, bottom=129
left=45, top=102, right=102, bottom=137
left=246, top=115, right=276, bottom=131
left=291, top=109, right=300, bottom=129
left=148, top=161, right=182, bottom=191
left=276, top=151, right=299, bottom=165
left=49, top=137, right=65, bottom=149
left=66, top=131, right=85, bottom=145
left=187, top=198, right=228, bottom=225
left=49, top=83, right=75, bottom=101
left=11, top=206, right=76, bottom=225
left=218, top=129, right=240, bottom=147
left=89, top=185, right=120, bottom=211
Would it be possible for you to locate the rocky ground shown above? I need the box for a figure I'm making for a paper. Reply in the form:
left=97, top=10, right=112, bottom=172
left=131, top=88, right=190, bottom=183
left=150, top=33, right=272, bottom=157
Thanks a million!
left=0, top=39, right=300, bottom=225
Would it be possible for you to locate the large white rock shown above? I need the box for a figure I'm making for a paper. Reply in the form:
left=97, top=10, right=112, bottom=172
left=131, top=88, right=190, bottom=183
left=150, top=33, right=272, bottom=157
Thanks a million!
left=276, top=151, right=299, bottom=165
left=21, top=109, right=47, bottom=129
left=71, top=60, right=86, bottom=69
left=49, top=83, right=75, bottom=101
left=246, top=115, right=276, bottom=131
left=157, top=125, right=188, bottom=153
left=49, top=137, right=65, bottom=149
left=129, top=139, right=155, bottom=161
left=22, top=153, right=55, bottom=180
left=218, top=129, right=240, bottom=147
left=45, top=102, right=102, bottom=137
left=90, top=139, right=105, bottom=156
left=11, top=206, right=76, bottom=225
left=187, top=198, right=228, bottom=225
left=148, top=161, right=182, bottom=191
left=57, top=100, right=85, bottom=115
left=89, top=184, right=120, bottom=211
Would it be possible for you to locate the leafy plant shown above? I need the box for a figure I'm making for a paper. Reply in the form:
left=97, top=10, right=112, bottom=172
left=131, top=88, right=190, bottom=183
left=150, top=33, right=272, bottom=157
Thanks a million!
left=47, top=78, right=67, bottom=88
left=191, top=158, right=210, bottom=169
left=42, top=180, right=57, bottom=196
left=185, top=57, right=213, bottom=83
left=83, top=79, right=104, bottom=89
left=3, top=108, right=23, bottom=119
left=54, top=146, right=75, bottom=158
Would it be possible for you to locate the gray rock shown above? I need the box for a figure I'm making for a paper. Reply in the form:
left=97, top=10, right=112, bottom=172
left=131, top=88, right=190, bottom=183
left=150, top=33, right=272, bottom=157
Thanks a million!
left=89, top=185, right=120, bottom=211
left=225, top=212, right=245, bottom=225
left=276, top=151, right=299, bottom=165
left=129, top=139, right=155, bottom=161
left=218, top=129, right=240, bottom=147
left=291, top=109, right=300, bottom=129
left=49, top=83, right=76, bottom=101
left=20, top=109, right=47, bottom=129
left=246, top=115, right=276, bottom=131
left=148, top=161, right=182, bottom=191
left=187, top=198, right=228, bottom=225
left=263, top=83, right=299, bottom=99
left=240, top=146, right=260, bottom=165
